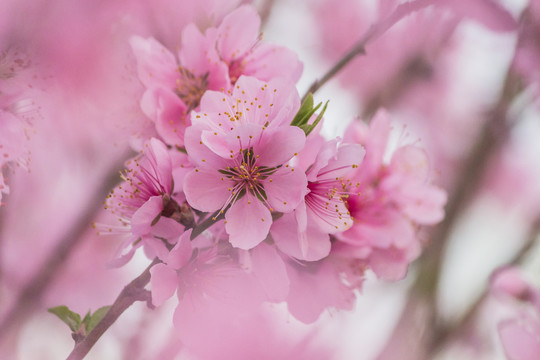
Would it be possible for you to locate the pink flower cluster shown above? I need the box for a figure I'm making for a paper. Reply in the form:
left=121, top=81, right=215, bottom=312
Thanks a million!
left=102, top=4, right=447, bottom=327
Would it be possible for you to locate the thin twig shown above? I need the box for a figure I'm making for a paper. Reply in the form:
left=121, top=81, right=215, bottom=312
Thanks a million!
left=0, top=154, right=130, bottom=344
left=66, top=258, right=160, bottom=360
left=302, top=0, right=436, bottom=101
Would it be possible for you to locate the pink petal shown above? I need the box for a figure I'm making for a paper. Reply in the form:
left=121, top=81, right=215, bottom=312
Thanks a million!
left=231, top=76, right=301, bottom=128
left=305, top=192, right=352, bottom=234
left=201, top=123, right=263, bottom=159
left=225, top=194, right=271, bottom=249
left=217, top=5, right=260, bottom=62
left=264, top=165, right=307, bottom=213
left=140, top=88, right=188, bottom=147
left=131, top=196, right=163, bottom=237
left=490, top=267, right=538, bottom=303
left=286, top=260, right=355, bottom=323
left=150, top=263, right=178, bottom=307
left=170, top=151, right=193, bottom=193
left=167, top=231, right=193, bottom=270
left=244, top=43, right=303, bottom=83
left=184, top=125, right=230, bottom=168
left=151, top=217, right=184, bottom=242
left=195, top=90, right=232, bottom=116
left=316, top=143, right=365, bottom=181
left=389, top=146, right=430, bottom=183
left=250, top=242, right=289, bottom=301
left=254, top=126, right=305, bottom=167
left=368, top=247, right=411, bottom=281
left=184, top=168, right=233, bottom=212
left=180, top=25, right=229, bottom=91
left=271, top=213, right=331, bottom=261
left=143, top=236, right=171, bottom=261
left=130, top=36, right=178, bottom=90
left=499, top=318, right=540, bottom=360
left=146, top=138, right=174, bottom=194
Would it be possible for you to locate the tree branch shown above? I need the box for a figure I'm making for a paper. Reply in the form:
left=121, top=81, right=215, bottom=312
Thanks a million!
left=0, top=154, right=131, bottom=344
left=302, top=0, right=436, bottom=101
left=66, top=258, right=160, bottom=360
left=426, top=217, right=540, bottom=358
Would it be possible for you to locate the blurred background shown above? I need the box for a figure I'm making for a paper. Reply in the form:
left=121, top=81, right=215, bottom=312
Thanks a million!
left=1, top=0, right=539, bottom=359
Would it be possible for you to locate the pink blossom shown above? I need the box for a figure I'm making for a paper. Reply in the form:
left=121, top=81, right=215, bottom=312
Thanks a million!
left=190, top=75, right=301, bottom=159
left=183, top=122, right=306, bottom=249
left=285, top=257, right=356, bottom=323
left=271, top=138, right=365, bottom=261
left=214, top=5, right=303, bottom=84
left=130, top=33, right=228, bottom=147
left=183, top=75, right=307, bottom=249
left=104, top=138, right=186, bottom=263
left=130, top=5, right=302, bottom=148
left=335, top=110, right=447, bottom=280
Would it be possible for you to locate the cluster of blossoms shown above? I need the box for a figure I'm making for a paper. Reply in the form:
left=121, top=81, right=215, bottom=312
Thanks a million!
left=101, top=4, right=447, bottom=326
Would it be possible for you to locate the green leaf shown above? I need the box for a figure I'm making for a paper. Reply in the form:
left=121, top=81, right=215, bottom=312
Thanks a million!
left=81, top=311, right=91, bottom=332
left=48, top=306, right=82, bottom=332
left=299, top=100, right=329, bottom=136
left=291, top=93, right=314, bottom=126
left=85, top=306, right=110, bottom=333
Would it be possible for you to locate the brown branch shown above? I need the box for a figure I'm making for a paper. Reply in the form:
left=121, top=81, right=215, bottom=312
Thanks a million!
left=302, top=0, right=436, bottom=101
left=259, top=0, right=277, bottom=29
left=66, top=258, right=160, bottom=360
left=0, top=154, right=131, bottom=344
left=399, top=58, right=524, bottom=360
left=426, top=217, right=540, bottom=358
left=377, top=56, right=524, bottom=360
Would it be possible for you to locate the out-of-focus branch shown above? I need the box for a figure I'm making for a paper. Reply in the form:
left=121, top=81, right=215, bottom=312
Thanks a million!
left=259, top=0, right=277, bottom=28
left=412, top=67, right=520, bottom=348
left=427, top=217, right=540, bottom=358
left=66, top=258, right=159, bottom=360
left=377, top=60, right=524, bottom=360
left=302, top=0, right=436, bottom=101
left=0, top=154, right=130, bottom=344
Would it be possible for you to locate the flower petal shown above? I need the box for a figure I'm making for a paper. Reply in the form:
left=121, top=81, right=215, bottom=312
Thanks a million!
left=217, top=5, right=260, bottom=62
left=130, top=36, right=178, bottom=90
left=264, top=165, right=307, bottom=213
left=131, top=196, right=163, bottom=237
left=244, top=43, right=303, bottom=83
left=225, top=194, right=271, bottom=249
left=141, top=88, right=188, bottom=147
left=250, top=242, right=289, bottom=301
left=150, top=263, right=178, bottom=307
left=254, top=126, right=305, bottom=167
left=167, top=231, right=193, bottom=270
left=184, top=168, right=233, bottom=212
left=271, top=213, right=331, bottom=261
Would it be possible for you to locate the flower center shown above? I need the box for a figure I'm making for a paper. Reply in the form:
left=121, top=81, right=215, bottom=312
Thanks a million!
left=175, top=67, right=209, bottom=112
left=228, top=58, right=246, bottom=84
left=218, top=149, right=277, bottom=209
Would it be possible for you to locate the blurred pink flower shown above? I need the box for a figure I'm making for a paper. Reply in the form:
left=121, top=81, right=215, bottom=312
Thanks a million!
left=335, top=110, right=447, bottom=280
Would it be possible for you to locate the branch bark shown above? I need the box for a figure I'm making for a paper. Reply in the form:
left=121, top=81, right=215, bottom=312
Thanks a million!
left=66, top=258, right=160, bottom=360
